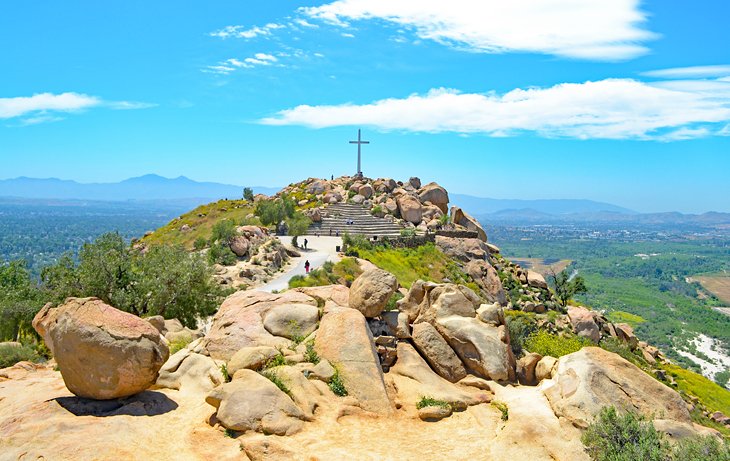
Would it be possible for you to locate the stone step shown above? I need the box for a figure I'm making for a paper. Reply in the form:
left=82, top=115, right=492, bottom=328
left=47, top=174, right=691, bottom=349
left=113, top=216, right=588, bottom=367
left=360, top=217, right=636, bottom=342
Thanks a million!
left=306, top=202, right=404, bottom=237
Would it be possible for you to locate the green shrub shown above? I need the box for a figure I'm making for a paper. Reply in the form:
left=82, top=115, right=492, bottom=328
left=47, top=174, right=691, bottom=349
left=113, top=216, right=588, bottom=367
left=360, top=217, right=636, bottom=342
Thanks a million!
left=211, top=219, right=237, bottom=245
left=673, top=435, right=730, bottom=461
left=371, top=205, right=383, bottom=216
left=416, top=396, right=450, bottom=410
left=329, top=369, right=348, bottom=396
left=600, top=337, right=649, bottom=369
left=220, top=364, right=231, bottom=382
left=208, top=242, right=238, bottom=266
left=400, top=228, right=416, bottom=237
left=286, top=212, right=311, bottom=237
left=582, top=407, right=669, bottom=461
left=505, top=310, right=537, bottom=356
left=243, top=187, right=254, bottom=202
left=524, top=330, right=591, bottom=357
left=491, top=401, right=509, bottom=421
left=384, top=292, right=404, bottom=311
left=0, top=343, right=40, bottom=368
left=169, top=337, right=193, bottom=355
left=262, top=370, right=290, bottom=395
left=193, top=236, right=208, bottom=251
left=304, top=342, right=320, bottom=365
left=263, top=353, right=289, bottom=370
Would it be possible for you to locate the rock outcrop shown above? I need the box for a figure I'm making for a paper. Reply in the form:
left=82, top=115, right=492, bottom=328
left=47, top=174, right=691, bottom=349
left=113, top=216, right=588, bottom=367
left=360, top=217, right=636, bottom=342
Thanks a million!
left=544, top=347, right=692, bottom=429
left=348, top=268, right=398, bottom=318
left=32, top=298, right=169, bottom=400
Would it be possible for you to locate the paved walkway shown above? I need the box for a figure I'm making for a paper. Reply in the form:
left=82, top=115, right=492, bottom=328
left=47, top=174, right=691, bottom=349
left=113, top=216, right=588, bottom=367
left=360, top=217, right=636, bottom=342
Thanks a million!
left=260, top=236, right=343, bottom=293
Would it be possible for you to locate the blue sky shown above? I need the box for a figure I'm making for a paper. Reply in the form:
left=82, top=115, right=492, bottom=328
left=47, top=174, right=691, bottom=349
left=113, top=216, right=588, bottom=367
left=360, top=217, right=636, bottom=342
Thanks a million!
left=1, top=0, right=729, bottom=213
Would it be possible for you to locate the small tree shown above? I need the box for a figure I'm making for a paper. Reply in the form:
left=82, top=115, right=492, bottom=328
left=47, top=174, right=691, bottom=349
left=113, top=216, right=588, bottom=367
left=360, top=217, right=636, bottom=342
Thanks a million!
left=243, top=187, right=254, bottom=201
left=582, top=406, right=669, bottom=461
left=550, top=268, right=587, bottom=307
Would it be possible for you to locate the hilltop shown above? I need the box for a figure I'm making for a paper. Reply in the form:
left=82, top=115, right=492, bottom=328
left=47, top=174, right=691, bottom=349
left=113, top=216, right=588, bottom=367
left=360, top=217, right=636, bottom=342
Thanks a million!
left=1, top=174, right=729, bottom=460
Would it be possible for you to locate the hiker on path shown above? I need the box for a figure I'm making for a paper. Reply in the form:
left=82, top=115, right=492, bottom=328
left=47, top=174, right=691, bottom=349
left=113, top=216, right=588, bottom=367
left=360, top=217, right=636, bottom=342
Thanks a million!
left=304, top=238, right=308, bottom=250
left=304, top=260, right=311, bottom=274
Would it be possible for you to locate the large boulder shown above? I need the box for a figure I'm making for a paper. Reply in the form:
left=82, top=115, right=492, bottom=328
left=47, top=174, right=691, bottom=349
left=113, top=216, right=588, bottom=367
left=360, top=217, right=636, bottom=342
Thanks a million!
left=614, top=323, right=639, bottom=350
left=465, top=260, right=507, bottom=305
left=294, top=285, right=350, bottom=307
left=396, top=279, right=431, bottom=323
left=397, top=195, right=423, bottom=224
left=204, top=290, right=317, bottom=361
left=349, top=269, right=398, bottom=318
left=436, top=316, right=515, bottom=382
left=206, top=370, right=306, bottom=435
left=229, top=236, right=250, bottom=257
left=450, top=206, right=488, bottom=242
left=527, top=271, right=548, bottom=290
left=390, top=343, right=490, bottom=411
left=411, top=322, right=467, bottom=383
left=544, top=347, right=692, bottom=429
left=314, top=307, right=392, bottom=414
left=416, top=283, right=480, bottom=324
left=435, top=236, right=489, bottom=262
left=227, top=346, right=281, bottom=375
left=517, top=352, right=543, bottom=386
left=155, top=349, right=224, bottom=394
left=358, top=184, right=373, bottom=199
left=32, top=298, right=169, bottom=400
left=417, top=183, right=449, bottom=213
left=567, top=307, right=601, bottom=343
left=262, top=304, right=319, bottom=340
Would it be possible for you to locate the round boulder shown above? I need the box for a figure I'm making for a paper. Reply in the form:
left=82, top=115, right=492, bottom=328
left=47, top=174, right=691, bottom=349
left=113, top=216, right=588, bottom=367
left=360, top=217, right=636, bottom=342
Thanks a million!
left=349, top=269, right=398, bottom=318
left=32, top=298, right=169, bottom=400
left=262, top=303, right=319, bottom=340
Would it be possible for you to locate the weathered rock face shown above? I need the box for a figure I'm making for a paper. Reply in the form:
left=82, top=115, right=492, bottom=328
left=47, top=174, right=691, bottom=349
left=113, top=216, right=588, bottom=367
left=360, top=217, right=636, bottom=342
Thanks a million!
left=314, top=307, right=392, bottom=414
left=358, top=184, right=374, bottom=199
left=204, top=290, right=317, bottom=361
left=396, top=279, right=429, bottom=323
left=465, top=260, right=507, bottom=305
left=527, top=271, right=548, bottom=290
left=206, top=370, right=306, bottom=435
left=229, top=236, right=250, bottom=257
left=435, top=236, right=489, bottom=263
left=349, top=269, right=398, bottom=318
left=411, top=322, right=467, bottom=383
left=262, top=304, right=319, bottom=340
left=227, top=346, right=280, bottom=375
left=409, top=177, right=422, bottom=189
left=544, top=347, right=692, bottom=429
left=517, top=353, right=543, bottom=386
left=450, top=206, right=488, bottom=242
left=418, top=183, right=449, bottom=213
left=293, top=285, right=350, bottom=307
left=156, top=348, right=224, bottom=394
left=614, top=323, right=639, bottom=350
left=535, top=356, right=558, bottom=383
left=567, top=306, right=600, bottom=343
left=417, top=283, right=480, bottom=323
left=32, top=298, right=169, bottom=400
left=397, top=194, right=423, bottom=224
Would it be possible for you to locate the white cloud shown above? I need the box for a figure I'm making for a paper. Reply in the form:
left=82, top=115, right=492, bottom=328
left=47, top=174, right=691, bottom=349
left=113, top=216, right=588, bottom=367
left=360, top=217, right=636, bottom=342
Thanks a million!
left=261, top=78, right=730, bottom=141
left=301, top=0, right=656, bottom=60
left=642, top=65, right=730, bottom=79
left=293, top=18, right=318, bottom=28
left=0, top=92, right=153, bottom=125
left=209, top=23, right=284, bottom=39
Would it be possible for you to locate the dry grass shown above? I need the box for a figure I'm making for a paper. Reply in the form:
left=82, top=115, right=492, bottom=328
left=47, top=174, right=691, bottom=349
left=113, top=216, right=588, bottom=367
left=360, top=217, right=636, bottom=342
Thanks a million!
left=695, top=275, right=730, bottom=304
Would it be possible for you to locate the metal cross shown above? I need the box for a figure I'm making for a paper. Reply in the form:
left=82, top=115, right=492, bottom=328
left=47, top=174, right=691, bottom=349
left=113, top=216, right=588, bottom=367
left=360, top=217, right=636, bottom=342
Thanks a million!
left=349, top=129, right=370, bottom=177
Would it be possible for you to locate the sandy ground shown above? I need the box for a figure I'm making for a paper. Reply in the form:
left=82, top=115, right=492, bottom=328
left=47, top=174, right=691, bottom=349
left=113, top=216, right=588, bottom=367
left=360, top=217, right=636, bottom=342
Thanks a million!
left=260, top=236, right=342, bottom=293
left=0, top=364, right=588, bottom=461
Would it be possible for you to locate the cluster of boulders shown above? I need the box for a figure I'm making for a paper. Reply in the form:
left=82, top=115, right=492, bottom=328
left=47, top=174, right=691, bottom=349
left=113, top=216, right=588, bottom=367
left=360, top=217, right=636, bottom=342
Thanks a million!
left=284, top=176, right=489, bottom=237
left=214, top=236, right=291, bottom=288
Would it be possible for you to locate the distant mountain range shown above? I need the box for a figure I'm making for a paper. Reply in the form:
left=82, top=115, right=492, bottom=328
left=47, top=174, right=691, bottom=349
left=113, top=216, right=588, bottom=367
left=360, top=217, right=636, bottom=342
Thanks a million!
left=0, top=175, right=278, bottom=202
left=2, top=176, right=728, bottom=228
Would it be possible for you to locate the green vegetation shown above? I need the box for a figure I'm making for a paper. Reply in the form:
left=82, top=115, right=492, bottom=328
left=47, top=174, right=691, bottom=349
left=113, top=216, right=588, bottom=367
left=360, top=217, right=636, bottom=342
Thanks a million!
left=261, top=370, right=290, bottom=395
left=254, top=195, right=295, bottom=227
left=716, top=369, right=730, bottom=389
left=504, top=310, right=537, bottom=356
left=304, top=341, right=320, bottom=365
left=263, top=352, right=289, bottom=370
left=289, top=258, right=363, bottom=288
left=416, top=396, right=450, bottom=410
left=582, top=406, right=730, bottom=461
left=582, top=407, right=668, bottom=461
left=41, top=234, right=225, bottom=329
left=607, top=310, right=646, bottom=327
left=142, top=199, right=256, bottom=249
left=491, top=401, right=509, bottom=421
left=224, top=428, right=237, bottom=439
left=351, top=241, right=474, bottom=289
left=220, top=364, right=231, bottom=382
left=169, top=336, right=193, bottom=355
left=243, top=187, right=254, bottom=202
left=329, top=368, right=348, bottom=396
left=550, top=268, right=587, bottom=307
left=0, top=260, right=44, bottom=342
left=0, top=343, right=41, bottom=368
left=661, top=363, right=730, bottom=417
left=524, top=330, right=591, bottom=357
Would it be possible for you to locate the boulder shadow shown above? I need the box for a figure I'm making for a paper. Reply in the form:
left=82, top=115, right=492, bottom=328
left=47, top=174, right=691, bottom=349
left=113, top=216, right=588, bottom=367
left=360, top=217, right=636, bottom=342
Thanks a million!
left=54, top=390, right=178, bottom=417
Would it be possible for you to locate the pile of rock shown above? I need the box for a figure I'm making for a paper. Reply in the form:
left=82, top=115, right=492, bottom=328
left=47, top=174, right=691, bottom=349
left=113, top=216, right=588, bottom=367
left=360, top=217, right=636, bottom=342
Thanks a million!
left=214, top=238, right=290, bottom=288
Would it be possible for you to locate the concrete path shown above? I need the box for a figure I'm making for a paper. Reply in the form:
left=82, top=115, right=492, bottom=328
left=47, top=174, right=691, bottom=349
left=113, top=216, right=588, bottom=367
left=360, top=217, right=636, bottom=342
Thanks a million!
left=260, top=236, right=343, bottom=293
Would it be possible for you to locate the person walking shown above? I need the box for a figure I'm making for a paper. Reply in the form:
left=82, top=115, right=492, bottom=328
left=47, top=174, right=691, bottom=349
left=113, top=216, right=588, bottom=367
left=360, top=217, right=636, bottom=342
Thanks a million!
left=304, top=260, right=311, bottom=274
left=304, top=238, right=308, bottom=250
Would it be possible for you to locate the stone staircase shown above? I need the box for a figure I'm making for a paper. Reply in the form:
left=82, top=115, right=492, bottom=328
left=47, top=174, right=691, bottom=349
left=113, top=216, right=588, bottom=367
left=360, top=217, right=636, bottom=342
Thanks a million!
left=306, top=203, right=404, bottom=237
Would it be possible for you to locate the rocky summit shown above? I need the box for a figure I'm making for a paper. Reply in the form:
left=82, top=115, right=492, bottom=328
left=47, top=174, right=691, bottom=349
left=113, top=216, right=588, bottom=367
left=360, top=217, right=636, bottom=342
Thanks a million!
left=1, top=176, right=728, bottom=461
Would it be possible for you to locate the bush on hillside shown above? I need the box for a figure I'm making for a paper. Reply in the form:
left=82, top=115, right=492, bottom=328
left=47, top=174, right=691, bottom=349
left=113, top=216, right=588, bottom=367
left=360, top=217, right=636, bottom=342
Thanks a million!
left=523, top=330, right=591, bottom=358
left=0, top=343, right=41, bottom=368
left=504, top=310, right=537, bottom=356
left=582, top=407, right=669, bottom=461
left=673, top=435, right=730, bottom=461
left=254, top=195, right=296, bottom=226
left=41, top=233, right=225, bottom=329
left=0, top=260, right=45, bottom=342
